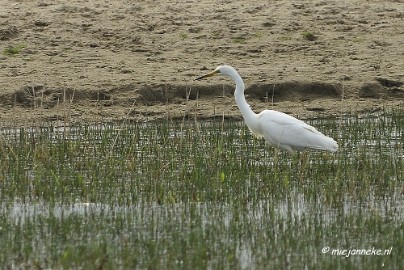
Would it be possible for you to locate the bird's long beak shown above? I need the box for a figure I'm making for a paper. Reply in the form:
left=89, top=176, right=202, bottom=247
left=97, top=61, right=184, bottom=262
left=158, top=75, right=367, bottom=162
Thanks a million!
left=195, top=69, right=219, bottom=81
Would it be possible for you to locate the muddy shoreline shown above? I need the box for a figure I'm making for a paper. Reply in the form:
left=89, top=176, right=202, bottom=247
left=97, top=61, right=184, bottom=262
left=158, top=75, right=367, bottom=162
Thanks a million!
left=1, top=0, right=403, bottom=123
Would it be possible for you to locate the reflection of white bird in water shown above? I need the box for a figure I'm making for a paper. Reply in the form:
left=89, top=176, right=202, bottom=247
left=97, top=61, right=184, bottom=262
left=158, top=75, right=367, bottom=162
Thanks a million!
left=196, top=65, right=338, bottom=152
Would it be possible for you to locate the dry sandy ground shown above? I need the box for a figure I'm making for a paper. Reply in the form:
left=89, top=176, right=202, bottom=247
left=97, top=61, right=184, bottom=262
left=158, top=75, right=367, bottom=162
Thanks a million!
left=0, top=0, right=403, bottom=124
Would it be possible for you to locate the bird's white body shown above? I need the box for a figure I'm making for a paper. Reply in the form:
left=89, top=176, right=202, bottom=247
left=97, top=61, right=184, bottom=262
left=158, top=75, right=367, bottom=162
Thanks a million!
left=196, top=65, right=338, bottom=152
left=251, top=110, right=337, bottom=152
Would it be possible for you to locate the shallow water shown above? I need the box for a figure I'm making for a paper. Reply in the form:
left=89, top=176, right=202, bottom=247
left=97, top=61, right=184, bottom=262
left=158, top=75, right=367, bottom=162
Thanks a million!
left=0, top=115, right=403, bottom=269
left=2, top=193, right=402, bottom=269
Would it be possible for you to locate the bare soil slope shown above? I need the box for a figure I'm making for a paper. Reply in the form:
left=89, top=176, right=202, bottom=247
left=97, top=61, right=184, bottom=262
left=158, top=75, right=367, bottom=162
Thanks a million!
left=0, top=0, right=403, bottom=123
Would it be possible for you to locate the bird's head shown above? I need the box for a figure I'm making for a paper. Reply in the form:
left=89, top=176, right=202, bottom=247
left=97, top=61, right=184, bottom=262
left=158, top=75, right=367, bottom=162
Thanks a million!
left=195, top=65, right=236, bottom=81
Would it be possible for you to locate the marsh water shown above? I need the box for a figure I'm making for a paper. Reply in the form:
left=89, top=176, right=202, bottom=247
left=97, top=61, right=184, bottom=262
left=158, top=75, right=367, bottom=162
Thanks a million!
left=0, top=114, right=403, bottom=269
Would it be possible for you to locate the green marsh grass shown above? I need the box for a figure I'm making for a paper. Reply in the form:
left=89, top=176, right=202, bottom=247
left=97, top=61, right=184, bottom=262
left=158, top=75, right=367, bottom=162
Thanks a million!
left=0, top=111, right=403, bottom=269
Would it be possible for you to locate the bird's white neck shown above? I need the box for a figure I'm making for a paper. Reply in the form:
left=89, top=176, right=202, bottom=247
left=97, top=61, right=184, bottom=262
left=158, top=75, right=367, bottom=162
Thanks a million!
left=232, top=72, right=258, bottom=129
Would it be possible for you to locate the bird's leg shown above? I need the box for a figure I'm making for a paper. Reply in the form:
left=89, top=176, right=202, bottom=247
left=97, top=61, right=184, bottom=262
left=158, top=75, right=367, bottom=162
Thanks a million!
left=271, top=147, right=281, bottom=178
left=273, top=147, right=280, bottom=167
left=298, top=151, right=311, bottom=182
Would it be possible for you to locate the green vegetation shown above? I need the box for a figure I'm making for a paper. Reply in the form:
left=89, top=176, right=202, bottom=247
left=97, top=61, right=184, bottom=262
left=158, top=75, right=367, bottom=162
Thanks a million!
left=0, top=110, right=403, bottom=269
left=179, top=32, right=188, bottom=40
left=232, top=36, right=247, bottom=44
left=2, top=44, right=25, bottom=56
left=302, top=31, right=317, bottom=41
left=211, top=29, right=223, bottom=39
left=253, top=31, right=264, bottom=39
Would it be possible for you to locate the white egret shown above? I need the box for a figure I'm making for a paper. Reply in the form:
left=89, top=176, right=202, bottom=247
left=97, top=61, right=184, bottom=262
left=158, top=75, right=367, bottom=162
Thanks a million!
left=196, top=65, right=338, bottom=152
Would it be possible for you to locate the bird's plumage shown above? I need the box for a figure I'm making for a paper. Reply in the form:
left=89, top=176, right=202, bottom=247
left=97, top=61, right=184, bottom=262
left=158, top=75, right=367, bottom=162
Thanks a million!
left=256, top=110, right=338, bottom=152
left=196, top=65, right=338, bottom=152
